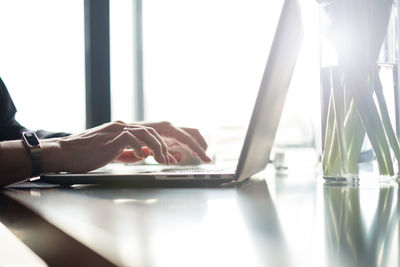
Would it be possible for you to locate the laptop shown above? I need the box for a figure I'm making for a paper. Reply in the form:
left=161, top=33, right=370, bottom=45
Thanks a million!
left=41, top=0, right=303, bottom=187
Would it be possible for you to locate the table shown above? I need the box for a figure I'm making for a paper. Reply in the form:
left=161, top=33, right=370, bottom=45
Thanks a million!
left=0, top=164, right=399, bottom=267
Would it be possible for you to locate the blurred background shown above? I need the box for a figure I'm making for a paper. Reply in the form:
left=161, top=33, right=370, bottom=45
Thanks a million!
left=0, top=0, right=321, bottom=162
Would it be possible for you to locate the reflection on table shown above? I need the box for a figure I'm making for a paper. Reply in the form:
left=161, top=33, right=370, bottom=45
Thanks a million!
left=0, top=166, right=399, bottom=267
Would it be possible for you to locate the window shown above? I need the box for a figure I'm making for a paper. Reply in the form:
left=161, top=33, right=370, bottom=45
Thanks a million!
left=0, top=0, right=85, bottom=133
left=110, top=0, right=136, bottom=123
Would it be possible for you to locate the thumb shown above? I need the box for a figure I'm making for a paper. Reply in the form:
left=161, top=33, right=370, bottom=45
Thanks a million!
left=115, top=147, right=152, bottom=163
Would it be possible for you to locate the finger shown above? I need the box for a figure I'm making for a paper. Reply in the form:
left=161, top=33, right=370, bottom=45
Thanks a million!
left=168, top=153, right=178, bottom=164
left=130, top=128, right=168, bottom=164
left=78, top=121, right=138, bottom=137
left=102, top=121, right=131, bottom=132
left=180, top=127, right=208, bottom=150
left=116, top=147, right=152, bottom=163
left=113, top=131, right=145, bottom=159
left=105, top=123, right=170, bottom=164
left=102, top=121, right=144, bottom=133
left=141, top=126, right=171, bottom=165
left=116, top=150, right=145, bottom=163
left=149, top=124, right=210, bottom=162
left=170, top=151, right=185, bottom=163
left=170, top=129, right=212, bottom=162
left=141, top=146, right=152, bottom=155
left=91, top=121, right=128, bottom=133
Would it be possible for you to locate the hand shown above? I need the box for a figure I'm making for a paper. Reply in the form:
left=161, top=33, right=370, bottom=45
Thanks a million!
left=138, top=121, right=212, bottom=164
left=42, top=121, right=179, bottom=173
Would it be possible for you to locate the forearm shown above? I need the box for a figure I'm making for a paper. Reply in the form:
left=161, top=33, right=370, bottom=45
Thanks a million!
left=0, top=140, right=31, bottom=186
left=0, top=139, right=62, bottom=187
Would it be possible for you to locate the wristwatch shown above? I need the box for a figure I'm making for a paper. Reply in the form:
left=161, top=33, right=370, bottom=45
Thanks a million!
left=22, top=131, right=42, bottom=177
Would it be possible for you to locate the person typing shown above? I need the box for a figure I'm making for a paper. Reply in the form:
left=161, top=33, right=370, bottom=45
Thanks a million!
left=0, top=77, right=211, bottom=187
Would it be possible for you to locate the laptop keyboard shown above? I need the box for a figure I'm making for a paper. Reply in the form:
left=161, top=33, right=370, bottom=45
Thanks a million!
left=160, top=167, right=227, bottom=173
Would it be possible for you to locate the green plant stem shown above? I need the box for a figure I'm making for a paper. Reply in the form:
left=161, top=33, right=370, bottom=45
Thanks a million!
left=343, top=99, right=365, bottom=174
left=332, top=69, right=350, bottom=174
left=373, top=68, right=400, bottom=173
left=323, top=94, right=341, bottom=175
left=350, top=69, right=394, bottom=176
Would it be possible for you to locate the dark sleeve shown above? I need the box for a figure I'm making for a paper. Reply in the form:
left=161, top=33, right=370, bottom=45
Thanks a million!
left=0, top=77, right=27, bottom=141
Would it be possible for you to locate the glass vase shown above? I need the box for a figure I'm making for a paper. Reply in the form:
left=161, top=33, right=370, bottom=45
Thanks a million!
left=319, top=0, right=400, bottom=182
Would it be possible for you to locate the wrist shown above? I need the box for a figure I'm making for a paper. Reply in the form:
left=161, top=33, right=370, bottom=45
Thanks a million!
left=41, top=140, right=63, bottom=173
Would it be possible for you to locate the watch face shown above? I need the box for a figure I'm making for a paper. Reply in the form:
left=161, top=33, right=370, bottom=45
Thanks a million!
left=24, top=132, right=40, bottom=146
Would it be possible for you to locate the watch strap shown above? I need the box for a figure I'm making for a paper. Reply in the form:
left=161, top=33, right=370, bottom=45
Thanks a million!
left=32, top=157, right=41, bottom=177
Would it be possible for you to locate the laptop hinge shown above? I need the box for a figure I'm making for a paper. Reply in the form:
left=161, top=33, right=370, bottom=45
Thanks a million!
left=219, top=177, right=256, bottom=188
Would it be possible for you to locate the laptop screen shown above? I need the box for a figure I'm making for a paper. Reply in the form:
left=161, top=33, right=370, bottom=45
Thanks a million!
left=235, top=0, right=303, bottom=182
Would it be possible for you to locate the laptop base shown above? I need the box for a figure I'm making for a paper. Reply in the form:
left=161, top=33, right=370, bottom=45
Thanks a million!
left=40, top=173, right=237, bottom=188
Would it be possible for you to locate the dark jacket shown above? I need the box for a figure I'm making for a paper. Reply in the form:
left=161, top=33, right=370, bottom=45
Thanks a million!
left=0, top=77, right=27, bottom=141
